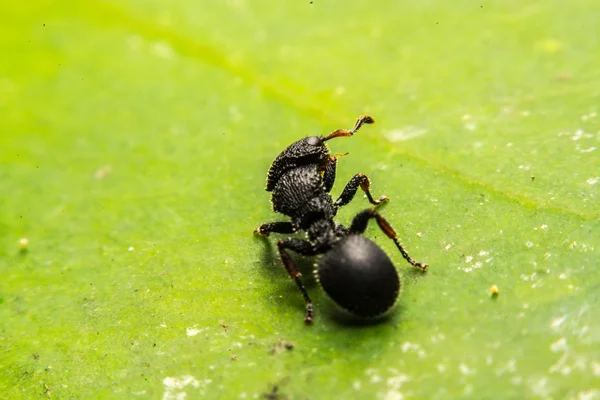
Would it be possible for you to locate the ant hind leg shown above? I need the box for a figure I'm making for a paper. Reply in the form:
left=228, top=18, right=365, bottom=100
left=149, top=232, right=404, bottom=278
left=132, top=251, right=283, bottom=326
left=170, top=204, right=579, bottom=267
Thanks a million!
left=350, top=208, right=428, bottom=271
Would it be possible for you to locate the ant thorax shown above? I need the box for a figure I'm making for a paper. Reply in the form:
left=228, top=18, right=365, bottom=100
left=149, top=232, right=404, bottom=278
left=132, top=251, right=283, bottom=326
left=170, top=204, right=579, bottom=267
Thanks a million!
left=306, top=218, right=338, bottom=251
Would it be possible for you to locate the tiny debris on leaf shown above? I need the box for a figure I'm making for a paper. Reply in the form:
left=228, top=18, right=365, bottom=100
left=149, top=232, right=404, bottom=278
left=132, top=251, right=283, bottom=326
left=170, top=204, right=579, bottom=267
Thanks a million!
left=283, top=341, right=294, bottom=350
left=262, top=385, right=282, bottom=400
left=94, top=165, right=112, bottom=179
left=490, top=284, right=499, bottom=296
left=270, top=338, right=295, bottom=354
left=19, top=237, right=29, bottom=251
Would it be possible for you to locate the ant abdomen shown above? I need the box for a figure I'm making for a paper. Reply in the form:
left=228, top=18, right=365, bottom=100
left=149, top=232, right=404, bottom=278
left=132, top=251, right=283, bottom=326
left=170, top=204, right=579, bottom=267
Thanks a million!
left=317, top=235, right=400, bottom=318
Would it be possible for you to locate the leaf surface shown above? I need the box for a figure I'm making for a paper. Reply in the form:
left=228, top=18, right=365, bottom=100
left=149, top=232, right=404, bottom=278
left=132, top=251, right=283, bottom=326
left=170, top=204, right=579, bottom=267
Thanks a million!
left=1, top=1, right=599, bottom=399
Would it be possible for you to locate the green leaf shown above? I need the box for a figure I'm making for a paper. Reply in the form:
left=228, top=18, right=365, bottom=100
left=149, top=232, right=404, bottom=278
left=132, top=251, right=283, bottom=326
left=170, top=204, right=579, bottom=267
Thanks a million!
left=1, top=1, right=599, bottom=399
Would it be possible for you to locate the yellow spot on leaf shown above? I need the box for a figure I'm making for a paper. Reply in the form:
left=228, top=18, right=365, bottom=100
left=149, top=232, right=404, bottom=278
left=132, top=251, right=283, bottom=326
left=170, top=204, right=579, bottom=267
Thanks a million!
left=536, top=39, right=562, bottom=53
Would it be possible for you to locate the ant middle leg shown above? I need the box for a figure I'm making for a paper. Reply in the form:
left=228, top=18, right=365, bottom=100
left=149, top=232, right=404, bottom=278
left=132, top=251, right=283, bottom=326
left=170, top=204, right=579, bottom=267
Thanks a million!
left=254, top=222, right=295, bottom=237
left=276, top=238, right=319, bottom=324
left=334, top=173, right=389, bottom=208
left=350, top=208, right=428, bottom=271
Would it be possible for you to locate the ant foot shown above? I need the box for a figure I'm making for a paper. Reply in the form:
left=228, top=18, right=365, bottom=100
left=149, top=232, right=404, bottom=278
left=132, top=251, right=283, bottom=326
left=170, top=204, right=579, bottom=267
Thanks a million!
left=376, top=195, right=389, bottom=204
left=253, top=225, right=270, bottom=236
left=416, top=263, right=428, bottom=272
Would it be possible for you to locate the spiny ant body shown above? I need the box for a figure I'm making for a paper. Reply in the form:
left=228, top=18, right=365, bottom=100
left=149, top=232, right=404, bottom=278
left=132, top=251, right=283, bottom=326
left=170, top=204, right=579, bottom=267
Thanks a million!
left=254, top=116, right=428, bottom=324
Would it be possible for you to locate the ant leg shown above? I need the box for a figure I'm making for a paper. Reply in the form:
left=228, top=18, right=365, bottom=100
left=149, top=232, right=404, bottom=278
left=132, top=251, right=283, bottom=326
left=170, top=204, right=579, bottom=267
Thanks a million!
left=350, top=209, right=428, bottom=271
left=322, top=156, right=337, bottom=193
left=254, top=222, right=295, bottom=237
left=277, top=238, right=318, bottom=324
left=323, top=152, right=350, bottom=193
left=334, top=173, right=389, bottom=208
left=322, top=115, right=375, bottom=141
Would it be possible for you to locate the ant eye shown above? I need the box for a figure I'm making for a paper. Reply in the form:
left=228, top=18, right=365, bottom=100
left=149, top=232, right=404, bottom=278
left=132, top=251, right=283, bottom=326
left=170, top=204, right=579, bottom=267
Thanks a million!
left=306, top=136, right=322, bottom=146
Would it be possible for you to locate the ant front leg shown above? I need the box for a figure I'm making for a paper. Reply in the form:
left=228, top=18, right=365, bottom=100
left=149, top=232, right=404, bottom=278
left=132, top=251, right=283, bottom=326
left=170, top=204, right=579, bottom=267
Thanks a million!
left=276, top=238, right=319, bottom=324
left=254, top=222, right=295, bottom=237
left=350, top=209, right=428, bottom=271
left=322, top=156, right=338, bottom=193
left=322, top=153, right=348, bottom=193
left=334, top=173, right=389, bottom=209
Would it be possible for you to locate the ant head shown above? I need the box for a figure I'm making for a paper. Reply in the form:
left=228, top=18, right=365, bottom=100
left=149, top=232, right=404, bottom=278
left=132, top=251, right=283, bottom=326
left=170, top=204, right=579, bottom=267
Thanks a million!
left=317, top=235, right=400, bottom=319
left=297, top=135, right=328, bottom=159
left=278, top=136, right=329, bottom=163
left=266, top=137, right=330, bottom=191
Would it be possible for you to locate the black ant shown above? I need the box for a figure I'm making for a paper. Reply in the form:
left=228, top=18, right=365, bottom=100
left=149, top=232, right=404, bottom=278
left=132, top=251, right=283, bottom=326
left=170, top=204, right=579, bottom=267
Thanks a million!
left=254, top=115, right=428, bottom=324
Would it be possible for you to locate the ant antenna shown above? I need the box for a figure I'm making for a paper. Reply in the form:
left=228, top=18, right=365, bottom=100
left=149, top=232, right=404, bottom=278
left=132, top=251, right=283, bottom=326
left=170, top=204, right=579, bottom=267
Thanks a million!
left=323, top=115, right=375, bottom=142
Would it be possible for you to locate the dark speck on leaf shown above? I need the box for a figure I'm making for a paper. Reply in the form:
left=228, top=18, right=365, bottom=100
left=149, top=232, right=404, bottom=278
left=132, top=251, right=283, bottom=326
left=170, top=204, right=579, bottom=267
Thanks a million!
left=263, top=385, right=283, bottom=400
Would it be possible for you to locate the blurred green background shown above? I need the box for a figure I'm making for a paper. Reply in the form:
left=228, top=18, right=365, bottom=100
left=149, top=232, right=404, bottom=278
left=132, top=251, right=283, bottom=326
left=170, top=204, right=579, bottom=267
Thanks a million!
left=1, top=1, right=599, bottom=399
